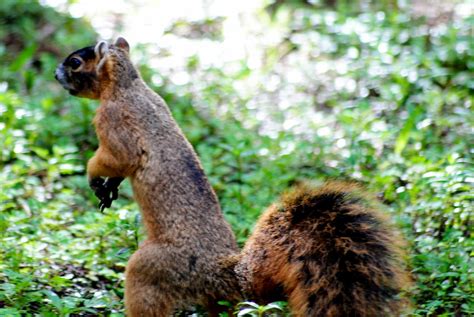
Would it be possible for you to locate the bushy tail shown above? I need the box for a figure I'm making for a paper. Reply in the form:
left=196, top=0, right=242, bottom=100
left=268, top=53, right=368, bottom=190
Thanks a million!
left=237, top=182, right=409, bottom=317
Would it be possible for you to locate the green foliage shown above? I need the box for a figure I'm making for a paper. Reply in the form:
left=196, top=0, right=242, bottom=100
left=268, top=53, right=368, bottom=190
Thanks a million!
left=0, top=0, right=472, bottom=316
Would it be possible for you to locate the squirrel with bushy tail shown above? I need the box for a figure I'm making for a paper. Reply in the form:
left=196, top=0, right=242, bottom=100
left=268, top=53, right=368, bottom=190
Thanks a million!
left=55, top=37, right=410, bottom=316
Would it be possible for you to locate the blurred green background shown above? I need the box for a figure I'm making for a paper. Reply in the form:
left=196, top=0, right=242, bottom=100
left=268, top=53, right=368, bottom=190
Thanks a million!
left=0, top=0, right=472, bottom=315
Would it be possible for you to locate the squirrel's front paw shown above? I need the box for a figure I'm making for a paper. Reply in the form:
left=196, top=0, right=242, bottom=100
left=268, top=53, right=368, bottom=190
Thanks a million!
left=89, top=177, right=124, bottom=211
left=104, top=177, right=124, bottom=201
left=99, top=177, right=124, bottom=210
left=90, top=177, right=107, bottom=198
left=89, top=177, right=113, bottom=211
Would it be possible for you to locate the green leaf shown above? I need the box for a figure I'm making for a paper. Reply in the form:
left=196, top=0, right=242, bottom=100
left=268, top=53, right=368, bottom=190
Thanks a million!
left=394, top=104, right=422, bottom=155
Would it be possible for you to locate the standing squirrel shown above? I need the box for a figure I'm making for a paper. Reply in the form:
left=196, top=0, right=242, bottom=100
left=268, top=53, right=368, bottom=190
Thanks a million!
left=55, top=38, right=409, bottom=316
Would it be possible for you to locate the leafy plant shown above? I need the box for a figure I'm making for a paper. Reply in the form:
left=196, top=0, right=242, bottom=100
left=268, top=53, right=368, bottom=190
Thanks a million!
left=236, top=301, right=288, bottom=317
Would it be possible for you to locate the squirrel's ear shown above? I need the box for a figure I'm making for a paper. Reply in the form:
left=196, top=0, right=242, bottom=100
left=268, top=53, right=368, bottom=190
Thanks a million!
left=94, top=41, right=109, bottom=59
left=115, top=37, right=130, bottom=53
left=94, top=41, right=109, bottom=73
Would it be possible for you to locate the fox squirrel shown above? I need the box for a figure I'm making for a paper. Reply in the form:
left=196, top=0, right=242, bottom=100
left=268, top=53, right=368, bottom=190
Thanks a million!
left=55, top=38, right=410, bottom=316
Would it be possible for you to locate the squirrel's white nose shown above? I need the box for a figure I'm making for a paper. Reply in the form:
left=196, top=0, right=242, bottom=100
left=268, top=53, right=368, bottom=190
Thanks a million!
left=54, top=65, right=64, bottom=82
left=54, top=65, right=75, bottom=92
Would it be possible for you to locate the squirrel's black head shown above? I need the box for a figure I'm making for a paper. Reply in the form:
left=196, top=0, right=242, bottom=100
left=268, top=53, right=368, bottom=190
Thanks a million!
left=55, top=37, right=133, bottom=99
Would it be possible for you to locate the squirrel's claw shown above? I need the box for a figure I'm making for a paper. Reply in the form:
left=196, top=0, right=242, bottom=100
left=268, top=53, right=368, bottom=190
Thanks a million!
left=99, top=198, right=112, bottom=212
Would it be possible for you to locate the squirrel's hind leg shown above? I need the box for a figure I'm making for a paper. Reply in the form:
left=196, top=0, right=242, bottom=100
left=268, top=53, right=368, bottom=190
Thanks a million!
left=125, top=283, right=174, bottom=317
left=125, top=244, right=177, bottom=317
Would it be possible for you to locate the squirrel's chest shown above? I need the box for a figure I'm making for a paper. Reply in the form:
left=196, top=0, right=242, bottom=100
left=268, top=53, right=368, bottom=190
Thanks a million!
left=93, top=103, right=126, bottom=131
left=92, top=106, right=124, bottom=145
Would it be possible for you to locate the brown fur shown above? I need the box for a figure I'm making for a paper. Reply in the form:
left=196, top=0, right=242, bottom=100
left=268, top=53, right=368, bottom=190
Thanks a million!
left=56, top=38, right=242, bottom=316
left=56, top=38, right=410, bottom=316
left=237, top=183, right=410, bottom=316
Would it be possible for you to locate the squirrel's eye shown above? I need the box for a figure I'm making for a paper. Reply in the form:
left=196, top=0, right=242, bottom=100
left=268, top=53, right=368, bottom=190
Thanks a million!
left=69, top=57, right=82, bottom=70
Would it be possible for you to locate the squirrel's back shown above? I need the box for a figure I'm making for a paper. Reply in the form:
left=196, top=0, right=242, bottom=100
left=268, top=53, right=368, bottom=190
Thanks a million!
left=237, top=182, right=409, bottom=317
